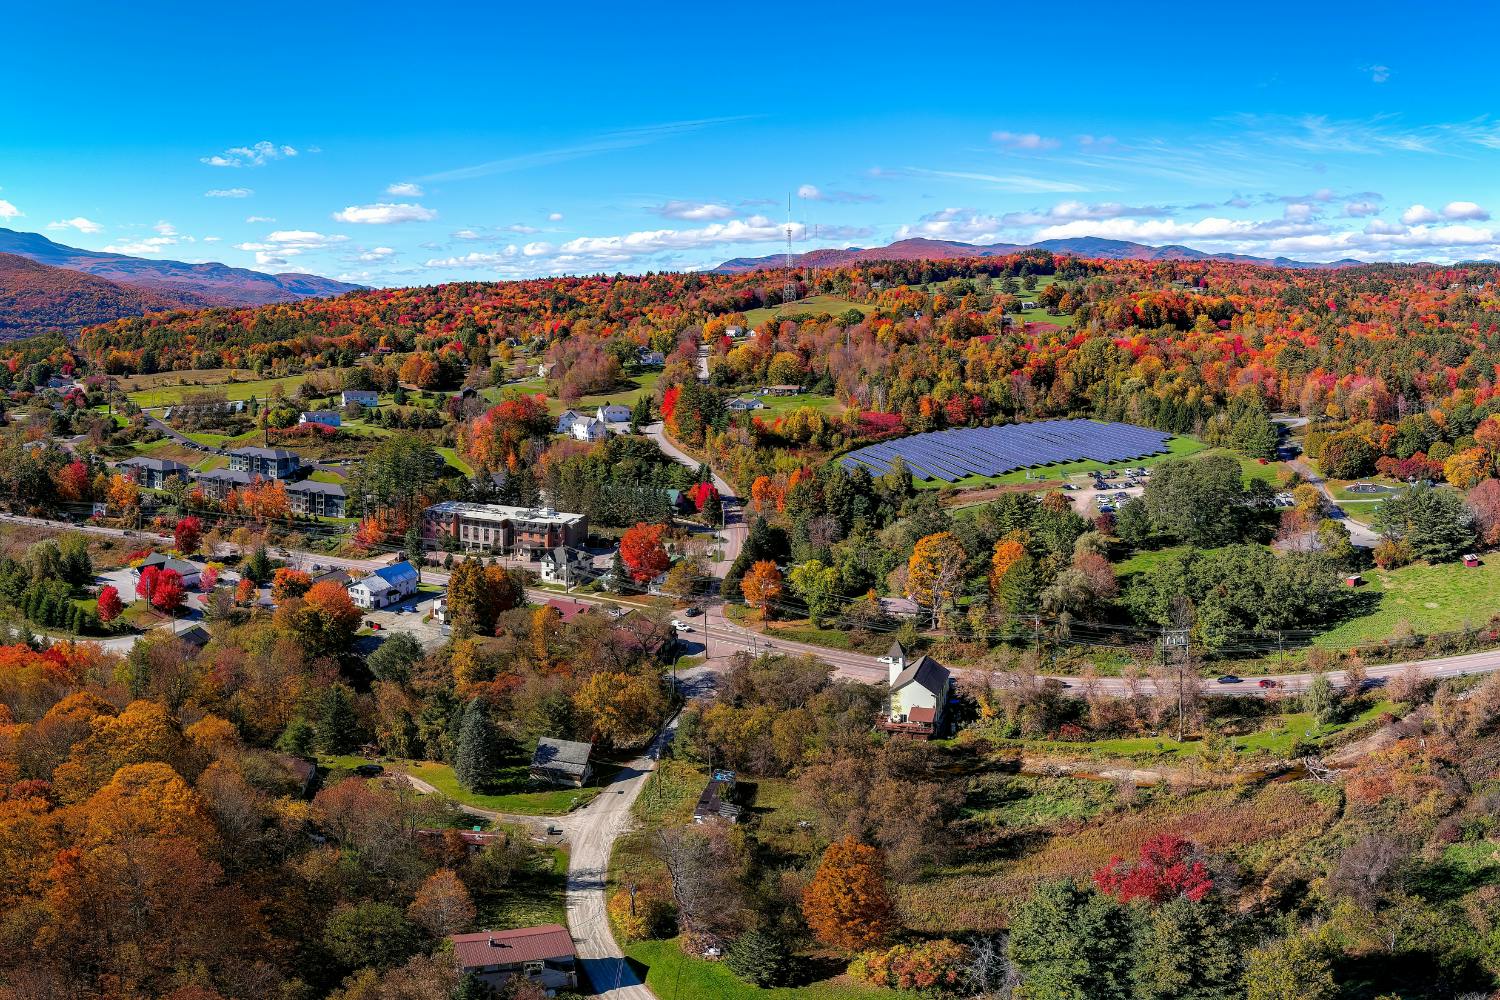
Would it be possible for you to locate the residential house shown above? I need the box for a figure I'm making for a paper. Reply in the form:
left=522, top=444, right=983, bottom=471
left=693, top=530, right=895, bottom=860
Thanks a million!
left=536, top=362, right=554, bottom=378
left=228, top=446, right=305, bottom=481
left=449, top=925, right=577, bottom=994
left=876, top=596, right=922, bottom=620
left=596, top=403, right=631, bottom=424
left=117, top=456, right=191, bottom=491
left=341, top=389, right=380, bottom=408
left=529, top=737, right=593, bottom=787
left=347, top=560, right=420, bottom=610
left=637, top=349, right=666, bottom=367
left=298, top=410, right=341, bottom=429
left=135, top=552, right=203, bottom=589
left=880, top=644, right=951, bottom=738
left=539, top=546, right=591, bottom=586
left=285, top=479, right=347, bottom=518
left=555, top=409, right=586, bottom=434
left=570, top=416, right=607, bottom=442
left=542, top=597, right=593, bottom=623
left=724, top=396, right=764, bottom=412
left=423, top=501, right=588, bottom=556
left=761, top=384, right=802, bottom=396
left=692, top=768, right=741, bottom=823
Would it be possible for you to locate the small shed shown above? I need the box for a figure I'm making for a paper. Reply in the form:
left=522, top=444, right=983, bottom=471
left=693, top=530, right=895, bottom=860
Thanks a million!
left=692, top=768, right=741, bottom=823
left=530, top=737, right=593, bottom=787
left=1464, top=553, right=1481, bottom=568
left=1343, top=574, right=1363, bottom=587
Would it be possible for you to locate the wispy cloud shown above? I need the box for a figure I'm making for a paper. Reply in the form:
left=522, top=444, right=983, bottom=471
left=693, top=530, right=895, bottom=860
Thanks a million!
left=876, top=166, right=1093, bottom=194
left=332, top=203, right=437, bottom=224
left=419, top=116, right=752, bottom=183
left=201, top=141, right=299, bottom=168
left=204, top=187, right=253, bottom=198
left=386, top=182, right=423, bottom=196
left=1366, top=64, right=1391, bottom=84
left=0, top=200, right=23, bottom=220
left=649, top=201, right=736, bottom=221
left=991, top=130, right=1061, bottom=151
left=798, top=184, right=878, bottom=203
left=47, top=217, right=103, bottom=235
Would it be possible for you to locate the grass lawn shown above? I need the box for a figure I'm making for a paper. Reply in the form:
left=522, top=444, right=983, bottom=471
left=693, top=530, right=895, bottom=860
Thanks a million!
left=743, top=295, right=869, bottom=328
left=623, top=940, right=917, bottom=1000
left=912, top=432, right=1209, bottom=490
left=477, top=843, right=570, bottom=928
left=318, top=754, right=604, bottom=815
left=132, top=437, right=228, bottom=470
left=1314, top=558, right=1500, bottom=647
left=751, top=392, right=843, bottom=418
left=436, top=447, right=473, bottom=474
left=1328, top=477, right=1409, bottom=504
left=127, top=370, right=338, bottom=408
left=307, top=469, right=346, bottom=484
left=485, top=370, right=660, bottom=417
left=722, top=603, right=863, bottom=651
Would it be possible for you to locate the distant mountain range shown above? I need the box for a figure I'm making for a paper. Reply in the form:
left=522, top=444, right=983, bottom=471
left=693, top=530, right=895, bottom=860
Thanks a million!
left=714, top=236, right=1364, bottom=273
left=0, top=228, right=362, bottom=337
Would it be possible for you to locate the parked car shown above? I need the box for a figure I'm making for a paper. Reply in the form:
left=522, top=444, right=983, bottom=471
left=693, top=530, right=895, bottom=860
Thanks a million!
left=353, top=764, right=384, bottom=777
left=683, top=606, right=701, bottom=616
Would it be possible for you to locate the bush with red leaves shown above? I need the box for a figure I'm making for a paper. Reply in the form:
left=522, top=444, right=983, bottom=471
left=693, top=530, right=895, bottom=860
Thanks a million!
left=1093, top=833, right=1212, bottom=904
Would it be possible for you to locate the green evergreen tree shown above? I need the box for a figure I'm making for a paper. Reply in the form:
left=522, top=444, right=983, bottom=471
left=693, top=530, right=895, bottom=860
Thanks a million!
left=454, top=699, right=496, bottom=793
left=277, top=716, right=315, bottom=755
left=725, top=930, right=794, bottom=987
left=1130, top=895, right=1244, bottom=1000
left=314, top=684, right=359, bottom=754
left=1009, top=880, right=1131, bottom=1000
left=244, top=545, right=272, bottom=584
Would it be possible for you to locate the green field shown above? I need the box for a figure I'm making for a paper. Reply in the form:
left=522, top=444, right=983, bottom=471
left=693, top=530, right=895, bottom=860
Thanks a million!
left=1314, top=558, right=1500, bottom=648
left=910, top=432, right=1209, bottom=490
left=436, top=447, right=473, bottom=474
left=319, top=755, right=604, bottom=815
left=749, top=391, right=842, bottom=418
left=1329, top=477, right=1409, bottom=504
left=127, top=370, right=336, bottom=408
left=623, top=940, right=918, bottom=1000
left=486, top=370, right=660, bottom=417
left=744, top=295, right=869, bottom=328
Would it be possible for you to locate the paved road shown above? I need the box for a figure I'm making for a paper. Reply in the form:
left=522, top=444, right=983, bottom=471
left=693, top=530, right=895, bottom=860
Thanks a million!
left=1289, top=458, right=1382, bottom=548
left=643, top=422, right=746, bottom=579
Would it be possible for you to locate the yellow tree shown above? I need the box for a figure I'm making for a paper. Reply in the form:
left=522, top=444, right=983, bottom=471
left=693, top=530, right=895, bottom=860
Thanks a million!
left=988, top=533, right=1028, bottom=596
left=801, top=836, right=897, bottom=952
left=740, top=560, right=784, bottom=621
left=907, top=531, right=967, bottom=626
left=572, top=671, right=665, bottom=748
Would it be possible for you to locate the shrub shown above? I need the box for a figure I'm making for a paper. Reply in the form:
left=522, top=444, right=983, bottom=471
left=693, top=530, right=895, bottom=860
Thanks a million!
left=608, top=885, right=675, bottom=942
left=724, top=929, right=794, bottom=987
left=851, top=939, right=971, bottom=994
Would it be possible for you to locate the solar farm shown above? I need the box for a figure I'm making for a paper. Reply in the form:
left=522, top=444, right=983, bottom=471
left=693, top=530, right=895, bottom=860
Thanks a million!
left=839, top=419, right=1173, bottom=483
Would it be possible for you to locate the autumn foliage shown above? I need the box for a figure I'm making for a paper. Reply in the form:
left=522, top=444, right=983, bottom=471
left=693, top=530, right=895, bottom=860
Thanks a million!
left=1093, top=833, right=1213, bottom=904
left=801, top=835, right=897, bottom=952
left=618, top=522, right=670, bottom=584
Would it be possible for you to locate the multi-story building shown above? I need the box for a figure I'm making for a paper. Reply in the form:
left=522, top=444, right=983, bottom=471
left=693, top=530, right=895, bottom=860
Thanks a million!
left=422, top=502, right=587, bottom=556
left=116, top=457, right=192, bottom=490
left=341, top=389, right=380, bottom=408
left=228, top=446, right=305, bottom=481
left=191, top=468, right=253, bottom=501
left=285, top=480, right=347, bottom=518
left=347, top=560, right=420, bottom=610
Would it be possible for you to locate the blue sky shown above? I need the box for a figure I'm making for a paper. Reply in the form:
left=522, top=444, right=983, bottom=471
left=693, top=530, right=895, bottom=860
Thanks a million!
left=5, top=1, right=1500, bottom=284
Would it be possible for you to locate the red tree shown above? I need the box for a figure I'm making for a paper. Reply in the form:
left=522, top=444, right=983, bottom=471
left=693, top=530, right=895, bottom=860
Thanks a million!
left=1093, top=834, right=1212, bottom=904
left=199, top=566, right=218, bottom=592
left=135, top=565, right=159, bottom=602
left=96, top=586, right=123, bottom=623
left=618, top=523, right=670, bottom=584
left=149, top=569, right=186, bottom=615
left=174, top=517, right=203, bottom=554
left=1468, top=479, right=1500, bottom=546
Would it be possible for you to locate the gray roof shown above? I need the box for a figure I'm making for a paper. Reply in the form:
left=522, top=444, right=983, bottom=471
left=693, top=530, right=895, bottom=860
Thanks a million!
left=532, top=737, right=592, bottom=778
left=287, top=480, right=346, bottom=497
left=231, top=446, right=299, bottom=460
left=891, top=654, right=950, bottom=696
left=886, top=639, right=907, bottom=661
left=195, top=468, right=253, bottom=485
left=120, top=456, right=191, bottom=473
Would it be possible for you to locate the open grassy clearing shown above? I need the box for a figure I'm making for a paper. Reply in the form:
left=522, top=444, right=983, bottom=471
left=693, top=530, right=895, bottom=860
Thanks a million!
left=911, top=432, right=1209, bottom=491
left=748, top=391, right=843, bottom=418
left=318, top=754, right=607, bottom=815
left=484, top=370, right=660, bottom=417
left=127, top=370, right=335, bottom=408
left=743, top=294, right=869, bottom=328
left=435, top=447, right=473, bottom=474
left=1328, top=476, right=1410, bottom=503
left=1313, top=558, right=1500, bottom=647
left=623, top=940, right=916, bottom=1000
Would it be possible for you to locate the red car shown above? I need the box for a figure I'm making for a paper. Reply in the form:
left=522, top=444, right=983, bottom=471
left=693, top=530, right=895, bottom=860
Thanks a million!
left=1258, top=679, right=1277, bottom=689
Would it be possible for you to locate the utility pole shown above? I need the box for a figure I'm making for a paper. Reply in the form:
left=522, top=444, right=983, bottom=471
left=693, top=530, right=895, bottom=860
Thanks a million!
left=783, top=192, right=797, bottom=308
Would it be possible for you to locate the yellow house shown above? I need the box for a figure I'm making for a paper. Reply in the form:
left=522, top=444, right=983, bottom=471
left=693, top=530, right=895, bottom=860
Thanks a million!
left=882, top=641, right=951, bottom=737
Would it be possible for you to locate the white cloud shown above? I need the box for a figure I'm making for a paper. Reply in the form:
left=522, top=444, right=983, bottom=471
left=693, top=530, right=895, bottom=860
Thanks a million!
left=386, top=182, right=424, bottom=196
left=1283, top=203, right=1315, bottom=222
left=153, top=220, right=177, bottom=236
left=358, top=247, right=395, bottom=261
left=200, top=141, right=298, bottom=167
left=1033, top=216, right=1324, bottom=242
left=1367, top=64, right=1391, bottom=84
left=0, top=200, right=20, bottom=220
left=797, top=184, right=822, bottom=200
left=895, top=208, right=1006, bottom=243
left=47, top=217, right=103, bottom=235
left=245, top=215, right=275, bottom=223
left=332, top=202, right=436, bottom=224
left=991, top=130, right=1061, bottom=150
left=1443, top=200, right=1489, bottom=221
left=650, top=201, right=735, bottom=221
left=548, top=212, right=564, bottom=222
left=1345, top=201, right=1381, bottom=217
left=1401, top=204, right=1439, bottom=224
left=203, top=236, right=221, bottom=243
left=522, top=242, right=553, bottom=256
left=236, top=230, right=347, bottom=253
left=1364, top=219, right=1407, bottom=235
left=205, top=188, right=253, bottom=198
left=452, top=229, right=484, bottom=241
left=101, top=236, right=182, bottom=255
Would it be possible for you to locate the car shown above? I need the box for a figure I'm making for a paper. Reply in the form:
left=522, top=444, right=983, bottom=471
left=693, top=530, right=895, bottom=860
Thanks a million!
left=671, top=619, right=691, bottom=633
left=877, top=654, right=900, bottom=666
left=1258, top=679, right=1278, bottom=689
left=1098, top=504, right=1116, bottom=513
left=684, top=606, right=701, bottom=616
left=1216, top=675, right=1242, bottom=684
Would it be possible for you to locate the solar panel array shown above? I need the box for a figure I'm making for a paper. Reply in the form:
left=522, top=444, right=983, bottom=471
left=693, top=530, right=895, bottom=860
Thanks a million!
left=839, top=419, right=1172, bottom=483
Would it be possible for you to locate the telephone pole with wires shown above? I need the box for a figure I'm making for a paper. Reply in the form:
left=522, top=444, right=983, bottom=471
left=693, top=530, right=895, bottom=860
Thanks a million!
left=783, top=192, right=798, bottom=307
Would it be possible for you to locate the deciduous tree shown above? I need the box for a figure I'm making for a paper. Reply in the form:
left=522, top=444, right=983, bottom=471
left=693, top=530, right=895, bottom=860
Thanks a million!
left=801, top=835, right=896, bottom=952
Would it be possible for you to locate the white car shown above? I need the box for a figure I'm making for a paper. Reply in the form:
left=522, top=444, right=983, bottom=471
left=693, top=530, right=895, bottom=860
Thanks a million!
left=877, top=654, right=900, bottom=666
left=671, top=619, right=691, bottom=633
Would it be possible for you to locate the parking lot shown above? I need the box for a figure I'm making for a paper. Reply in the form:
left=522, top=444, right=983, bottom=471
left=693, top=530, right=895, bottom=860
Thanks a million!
left=1068, top=466, right=1152, bottom=517
left=357, top=592, right=449, bottom=650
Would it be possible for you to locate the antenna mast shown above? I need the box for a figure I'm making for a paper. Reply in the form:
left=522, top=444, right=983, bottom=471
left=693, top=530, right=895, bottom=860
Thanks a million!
left=783, top=192, right=797, bottom=307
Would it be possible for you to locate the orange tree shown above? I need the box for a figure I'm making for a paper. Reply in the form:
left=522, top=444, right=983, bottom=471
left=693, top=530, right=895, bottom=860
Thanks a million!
left=740, top=560, right=784, bottom=621
left=801, top=835, right=897, bottom=952
left=907, top=531, right=967, bottom=626
left=618, top=522, right=670, bottom=585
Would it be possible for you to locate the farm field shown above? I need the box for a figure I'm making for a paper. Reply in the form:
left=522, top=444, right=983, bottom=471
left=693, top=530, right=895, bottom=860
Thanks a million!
left=1313, top=557, right=1500, bottom=648
left=484, top=370, right=660, bottom=416
left=744, top=294, right=869, bottom=328
left=747, top=391, right=842, bottom=417
left=623, top=940, right=916, bottom=1000
left=126, top=370, right=338, bottom=408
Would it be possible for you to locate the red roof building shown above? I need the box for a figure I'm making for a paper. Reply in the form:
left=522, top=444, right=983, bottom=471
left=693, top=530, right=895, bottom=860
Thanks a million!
left=450, top=924, right=577, bottom=993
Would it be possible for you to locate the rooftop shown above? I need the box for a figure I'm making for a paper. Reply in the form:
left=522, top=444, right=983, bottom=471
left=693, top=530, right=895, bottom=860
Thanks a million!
left=892, top=654, right=950, bottom=696
left=450, top=924, right=575, bottom=968
left=425, top=501, right=586, bottom=526
left=231, top=446, right=300, bottom=461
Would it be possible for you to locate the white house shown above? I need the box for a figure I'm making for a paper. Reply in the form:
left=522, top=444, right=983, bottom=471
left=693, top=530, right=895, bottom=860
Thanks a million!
left=596, top=403, right=631, bottom=424
left=348, top=561, right=420, bottom=610
left=341, top=389, right=380, bottom=408
left=555, top=409, right=586, bottom=434
left=299, top=410, right=342, bottom=428
left=724, top=396, right=764, bottom=412
left=570, top=417, right=608, bottom=442
left=882, top=642, right=951, bottom=737
left=637, top=349, right=666, bottom=367
left=539, top=546, right=591, bottom=587
left=134, top=552, right=203, bottom=590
